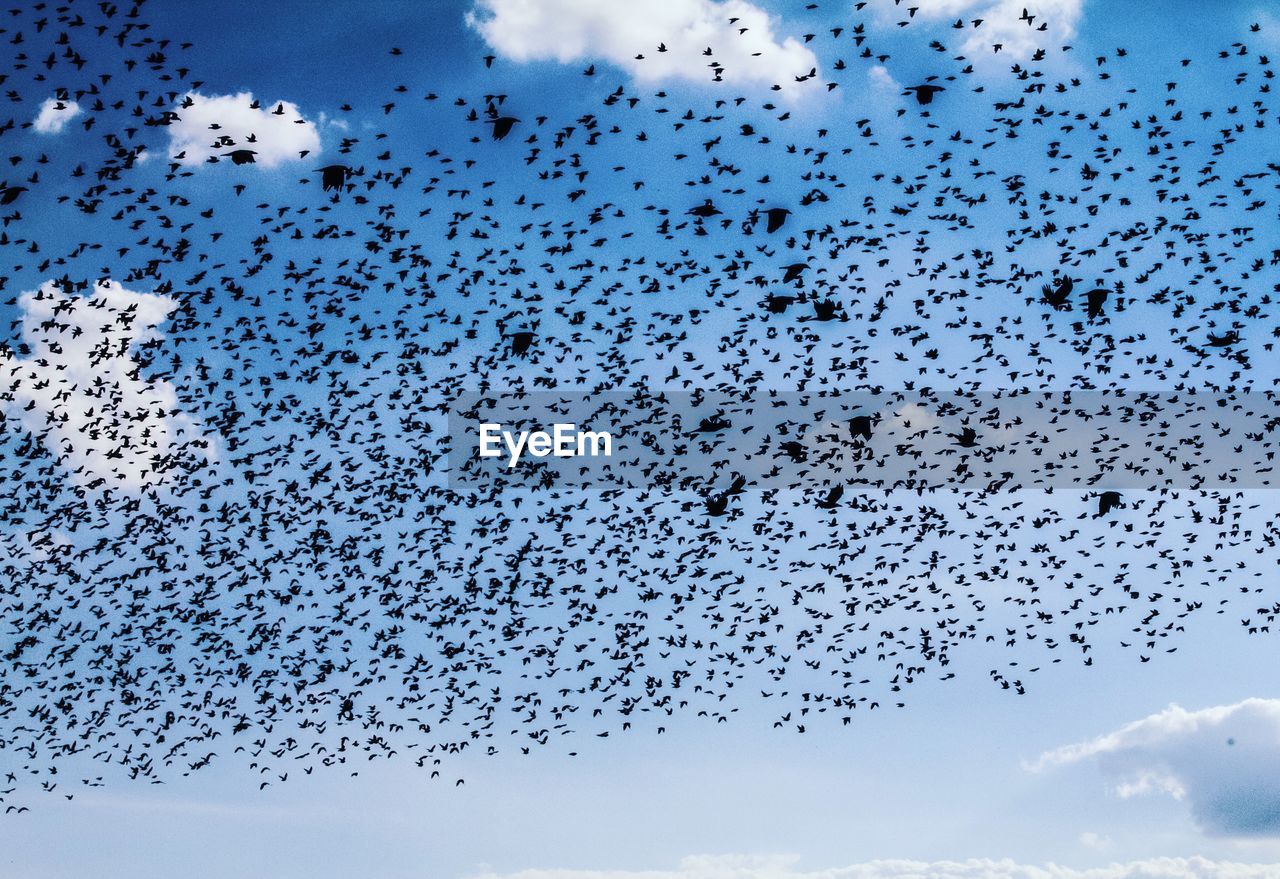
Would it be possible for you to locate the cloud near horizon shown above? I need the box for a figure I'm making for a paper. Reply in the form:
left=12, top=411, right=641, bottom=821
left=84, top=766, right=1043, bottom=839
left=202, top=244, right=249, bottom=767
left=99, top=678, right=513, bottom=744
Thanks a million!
left=464, top=854, right=1280, bottom=879
left=1033, top=699, right=1280, bottom=837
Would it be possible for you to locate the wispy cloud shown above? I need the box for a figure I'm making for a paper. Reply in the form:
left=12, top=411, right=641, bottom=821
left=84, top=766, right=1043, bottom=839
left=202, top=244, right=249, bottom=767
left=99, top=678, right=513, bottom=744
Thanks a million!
left=1032, top=699, right=1280, bottom=837
left=467, top=0, right=819, bottom=91
left=875, top=0, right=1085, bottom=63
left=32, top=97, right=81, bottom=134
left=465, top=853, right=1280, bottom=879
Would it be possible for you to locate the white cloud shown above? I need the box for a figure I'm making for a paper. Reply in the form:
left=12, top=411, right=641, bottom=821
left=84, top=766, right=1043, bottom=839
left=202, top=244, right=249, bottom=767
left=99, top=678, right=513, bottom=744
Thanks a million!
left=868, top=64, right=901, bottom=93
left=895, top=0, right=990, bottom=19
left=464, top=854, right=1280, bottom=879
left=32, top=97, right=81, bottom=134
left=1254, top=10, right=1280, bottom=50
left=1033, top=699, right=1280, bottom=837
left=874, top=0, right=1084, bottom=62
left=1078, top=832, right=1112, bottom=852
left=166, top=91, right=319, bottom=168
left=0, top=280, right=213, bottom=489
left=888, top=401, right=939, bottom=431
left=962, top=0, right=1083, bottom=60
left=12, top=528, right=73, bottom=564
left=467, top=0, right=819, bottom=90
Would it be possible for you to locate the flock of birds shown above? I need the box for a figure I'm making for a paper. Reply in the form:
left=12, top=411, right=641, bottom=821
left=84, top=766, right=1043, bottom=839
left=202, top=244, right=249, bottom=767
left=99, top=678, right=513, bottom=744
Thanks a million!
left=0, top=0, right=1279, bottom=809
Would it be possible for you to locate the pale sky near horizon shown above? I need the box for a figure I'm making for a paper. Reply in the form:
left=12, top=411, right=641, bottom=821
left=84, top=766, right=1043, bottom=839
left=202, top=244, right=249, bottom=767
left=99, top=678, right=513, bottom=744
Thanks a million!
left=3, top=597, right=1277, bottom=879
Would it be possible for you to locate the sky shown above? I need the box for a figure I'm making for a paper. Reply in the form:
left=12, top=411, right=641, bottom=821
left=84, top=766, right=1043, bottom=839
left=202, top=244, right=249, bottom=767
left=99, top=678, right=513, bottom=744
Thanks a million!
left=2, top=0, right=1280, bottom=877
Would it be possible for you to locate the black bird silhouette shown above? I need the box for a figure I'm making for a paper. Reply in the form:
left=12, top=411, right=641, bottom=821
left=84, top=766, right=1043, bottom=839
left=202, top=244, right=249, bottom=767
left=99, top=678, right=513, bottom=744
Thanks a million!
left=508, top=328, right=535, bottom=357
left=848, top=415, right=874, bottom=441
left=1085, top=286, right=1109, bottom=319
left=317, top=164, right=353, bottom=192
left=781, top=262, right=808, bottom=283
left=1040, top=277, right=1074, bottom=310
left=811, top=299, right=841, bottom=321
left=487, top=116, right=519, bottom=141
left=765, top=293, right=797, bottom=314
left=904, top=84, right=945, bottom=104
left=952, top=427, right=979, bottom=448
left=1097, top=491, right=1124, bottom=517
left=764, top=207, right=790, bottom=233
left=815, top=485, right=844, bottom=509
left=779, top=440, right=808, bottom=463
left=696, top=414, right=731, bottom=433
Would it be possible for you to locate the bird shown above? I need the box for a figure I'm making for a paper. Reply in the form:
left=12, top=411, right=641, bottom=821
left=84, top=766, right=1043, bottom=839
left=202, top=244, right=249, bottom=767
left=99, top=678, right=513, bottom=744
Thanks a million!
left=951, top=427, right=979, bottom=448
left=904, top=84, right=945, bottom=104
left=1040, top=277, right=1073, bottom=310
left=317, top=165, right=353, bottom=192
left=1085, top=286, right=1109, bottom=319
left=508, top=328, right=535, bottom=357
left=781, top=262, right=808, bottom=283
left=763, top=207, right=790, bottom=233
left=814, top=484, right=844, bottom=509
left=487, top=116, right=519, bottom=141
left=1097, top=491, right=1124, bottom=517
left=848, top=415, right=874, bottom=441
left=764, top=293, right=797, bottom=314
left=0, top=184, right=27, bottom=205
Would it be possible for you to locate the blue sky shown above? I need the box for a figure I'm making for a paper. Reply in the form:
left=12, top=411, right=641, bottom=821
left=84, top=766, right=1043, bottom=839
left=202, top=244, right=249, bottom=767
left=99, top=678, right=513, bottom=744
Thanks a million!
left=3, top=1, right=1280, bottom=877
left=4, top=621, right=1279, bottom=878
